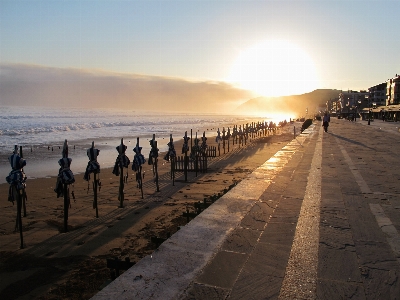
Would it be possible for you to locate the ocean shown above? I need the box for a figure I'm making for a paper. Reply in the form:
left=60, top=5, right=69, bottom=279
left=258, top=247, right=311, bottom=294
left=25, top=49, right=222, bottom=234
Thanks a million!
left=1, top=106, right=272, bottom=183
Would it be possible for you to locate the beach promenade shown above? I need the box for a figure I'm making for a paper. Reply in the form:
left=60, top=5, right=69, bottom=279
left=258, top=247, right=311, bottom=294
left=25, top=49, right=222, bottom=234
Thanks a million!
left=93, top=118, right=400, bottom=299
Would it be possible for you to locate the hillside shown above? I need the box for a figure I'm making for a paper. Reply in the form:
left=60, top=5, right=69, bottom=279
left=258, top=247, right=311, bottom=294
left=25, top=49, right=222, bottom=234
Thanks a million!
left=234, top=89, right=341, bottom=117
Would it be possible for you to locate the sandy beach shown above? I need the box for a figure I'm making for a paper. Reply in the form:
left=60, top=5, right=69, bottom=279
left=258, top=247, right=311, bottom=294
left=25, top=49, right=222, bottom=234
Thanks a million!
left=0, top=123, right=297, bottom=299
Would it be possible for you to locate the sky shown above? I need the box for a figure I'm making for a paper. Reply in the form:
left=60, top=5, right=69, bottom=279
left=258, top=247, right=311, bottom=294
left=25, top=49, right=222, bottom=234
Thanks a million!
left=1, top=0, right=400, bottom=109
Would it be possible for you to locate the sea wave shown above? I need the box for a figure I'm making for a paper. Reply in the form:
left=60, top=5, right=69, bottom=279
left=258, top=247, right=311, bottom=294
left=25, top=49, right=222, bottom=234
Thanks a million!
left=0, top=119, right=230, bottom=137
left=0, top=106, right=265, bottom=158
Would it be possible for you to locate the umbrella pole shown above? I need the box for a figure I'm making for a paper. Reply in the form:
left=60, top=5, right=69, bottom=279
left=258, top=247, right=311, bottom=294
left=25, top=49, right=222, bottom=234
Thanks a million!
left=195, top=153, right=198, bottom=177
left=119, top=166, right=124, bottom=208
left=22, top=189, right=27, bottom=217
left=190, top=129, right=193, bottom=153
left=223, top=128, right=225, bottom=154
left=19, top=146, right=27, bottom=217
left=137, top=137, right=144, bottom=199
left=155, top=156, right=160, bottom=192
left=14, top=186, right=24, bottom=249
left=152, top=138, right=160, bottom=192
left=94, top=173, right=99, bottom=218
left=184, top=150, right=188, bottom=182
left=204, top=152, right=207, bottom=172
left=139, top=166, right=144, bottom=199
left=172, top=157, right=175, bottom=186
left=63, top=183, right=69, bottom=232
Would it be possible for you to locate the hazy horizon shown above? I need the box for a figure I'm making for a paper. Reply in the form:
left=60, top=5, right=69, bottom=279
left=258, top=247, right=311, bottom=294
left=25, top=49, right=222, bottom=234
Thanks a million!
left=1, top=0, right=399, bottom=110
left=0, top=63, right=255, bottom=113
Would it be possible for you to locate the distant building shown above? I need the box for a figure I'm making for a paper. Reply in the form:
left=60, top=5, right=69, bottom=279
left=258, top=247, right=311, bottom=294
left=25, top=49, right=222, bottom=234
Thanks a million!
left=339, top=90, right=369, bottom=114
left=368, top=83, right=386, bottom=107
left=326, top=97, right=339, bottom=114
left=386, top=75, right=400, bottom=105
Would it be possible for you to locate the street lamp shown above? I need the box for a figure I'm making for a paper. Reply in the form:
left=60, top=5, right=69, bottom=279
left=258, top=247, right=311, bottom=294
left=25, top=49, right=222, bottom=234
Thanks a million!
left=365, top=94, right=371, bottom=125
left=355, top=100, right=361, bottom=122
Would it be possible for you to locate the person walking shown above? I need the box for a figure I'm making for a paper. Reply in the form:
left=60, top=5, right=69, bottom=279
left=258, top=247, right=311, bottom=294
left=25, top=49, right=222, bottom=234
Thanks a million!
left=323, top=112, right=330, bottom=132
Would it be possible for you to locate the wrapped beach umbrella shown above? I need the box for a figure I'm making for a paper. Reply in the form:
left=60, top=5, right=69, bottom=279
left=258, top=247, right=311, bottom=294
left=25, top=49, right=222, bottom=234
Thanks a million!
left=148, top=134, right=160, bottom=191
left=190, top=132, right=200, bottom=160
left=6, top=145, right=28, bottom=216
left=54, top=140, right=75, bottom=198
left=216, top=128, right=222, bottom=154
left=201, top=131, right=208, bottom=154
left=164, top=134, right=177, bottom=185
left=182, top=131, right=190, bottom=181
left=132, top=138, right=146, bottom=198
left=226, top=127, right=231, bottom=152
left=148, top=135, right=159, bottom=166
left=216, top=128, right=222, bottom=145
left=232, top=125, right=238, bottom=144
left=84, top=142, right=100, bottom=181
left=182, top=131, right=190, bottom=154
left=199, top=132, right=208, bottom=172
left=238, top=125, right=243, bottom=145
left=6, top=145, right=27, bottom=200
left=222, top=127, right=226, bottom=154
left=6, top=145, right=27, bottom=248
left=164, top=135, right=176, bottom=161
left=112, top=139, right=130, bottom=176
left=113, top=139, right=130, bottom=208
left=269, top=121, right=274, bottom=132
left=54, top=140, right=75, bottom=233
left=132, top=139, right=146, bottom=172
left=84, top=142, right=101, bottom=217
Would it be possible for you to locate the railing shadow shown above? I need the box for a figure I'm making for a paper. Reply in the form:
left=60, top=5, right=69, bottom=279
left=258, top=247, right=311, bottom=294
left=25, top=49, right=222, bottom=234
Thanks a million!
left=329, top=132, right=376, bottom=151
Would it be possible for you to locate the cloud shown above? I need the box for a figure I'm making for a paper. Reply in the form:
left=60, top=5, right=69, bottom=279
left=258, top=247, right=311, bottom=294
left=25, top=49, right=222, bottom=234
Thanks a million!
left=0, top=63, right=254, bottom=113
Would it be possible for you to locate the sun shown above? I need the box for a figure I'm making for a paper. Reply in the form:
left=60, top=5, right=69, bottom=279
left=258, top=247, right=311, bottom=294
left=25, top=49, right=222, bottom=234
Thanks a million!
left=227, top=40, right=319, bottom=97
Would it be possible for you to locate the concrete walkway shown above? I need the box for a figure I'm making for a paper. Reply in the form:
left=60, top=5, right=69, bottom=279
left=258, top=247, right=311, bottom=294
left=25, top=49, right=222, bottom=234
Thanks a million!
left=92, top=118, right=400, bottom=300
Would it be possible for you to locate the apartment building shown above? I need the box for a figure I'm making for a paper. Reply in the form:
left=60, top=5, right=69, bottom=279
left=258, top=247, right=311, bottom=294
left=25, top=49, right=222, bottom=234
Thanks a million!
left=338, top=90, right=369, bottom=114
left=386, top=75, right=400, bottom=105
left=368, top=82, right=386, bottom=107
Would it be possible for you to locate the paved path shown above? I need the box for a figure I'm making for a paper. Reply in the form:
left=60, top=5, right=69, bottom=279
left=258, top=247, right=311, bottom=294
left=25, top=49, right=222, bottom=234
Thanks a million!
left=93, top=119, right=400, bottom=300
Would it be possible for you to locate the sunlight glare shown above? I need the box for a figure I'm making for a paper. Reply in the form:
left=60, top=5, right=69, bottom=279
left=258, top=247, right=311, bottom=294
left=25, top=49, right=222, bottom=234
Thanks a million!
left=227, top=40, right=319, bottom=97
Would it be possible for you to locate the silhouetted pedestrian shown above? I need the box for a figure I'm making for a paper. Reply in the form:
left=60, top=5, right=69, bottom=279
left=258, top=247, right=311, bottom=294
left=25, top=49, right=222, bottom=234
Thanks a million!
left=323, top=112, right=330, bottom=132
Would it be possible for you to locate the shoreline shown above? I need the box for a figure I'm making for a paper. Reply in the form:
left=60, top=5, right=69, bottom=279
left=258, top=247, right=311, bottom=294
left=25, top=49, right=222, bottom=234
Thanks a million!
left=0, top=118, right=274, bottom=183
